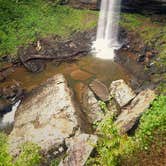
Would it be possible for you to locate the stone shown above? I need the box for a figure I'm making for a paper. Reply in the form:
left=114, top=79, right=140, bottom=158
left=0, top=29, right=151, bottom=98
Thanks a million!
left=19, top=29, right=95, bottom=72
left=70, top=69, right=92, bottom=81
left=68, top=0, right=99, bottom=10
left=107, top=99, right=121, bottom=117
left=74, top=82, right=87, bottom=102
left=67, top=0, right=166, bottom=13
left=110, top=80, right=136, bottom=108
left=115, top=89, right=156, bottom=134
left=0, top=98, right=12, bottom=115
left=82, top=87, right=104, bottom=124
left=89, top=79, right=110, bottom=101
left=8, top=74, right=80, bottom=156
left=59, top=133, right=98, bottom=166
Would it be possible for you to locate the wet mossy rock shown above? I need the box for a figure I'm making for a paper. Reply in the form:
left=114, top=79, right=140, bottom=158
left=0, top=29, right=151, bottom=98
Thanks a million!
left=67, top=0, right=166, bottom=13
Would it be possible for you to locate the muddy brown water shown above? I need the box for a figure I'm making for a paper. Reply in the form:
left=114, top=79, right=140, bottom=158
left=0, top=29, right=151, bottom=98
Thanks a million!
left=0, top=55, right=135, bottom=133
left=0, top=55, right=134, bottom=95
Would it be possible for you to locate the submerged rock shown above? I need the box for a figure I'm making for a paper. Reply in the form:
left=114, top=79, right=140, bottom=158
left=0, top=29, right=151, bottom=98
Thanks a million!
left=110, top=80, right=136, bottom=108
left=89, top=79, right=110, bottom=102
left=59, top=133, right=98, bottom=166
left=115, top=89, right=155, bottom=134
left=82, top=87, right=104, bottom=124
left=8, top=74, right=80, bottom=156
left=70, top=69, right=92, bottom=81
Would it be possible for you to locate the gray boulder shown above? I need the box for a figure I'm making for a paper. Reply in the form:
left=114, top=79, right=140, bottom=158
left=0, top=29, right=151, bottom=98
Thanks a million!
left=59, top=133, right=98, bottom=166
left=115, top=89, right=155, bottom=134
left=89, top=79, right=110, bottom=102
left=110, top=80, right=136, bottom=108
left=8, top=74, right=80, bottom=156
left=82, top=87, right=104, bottom=124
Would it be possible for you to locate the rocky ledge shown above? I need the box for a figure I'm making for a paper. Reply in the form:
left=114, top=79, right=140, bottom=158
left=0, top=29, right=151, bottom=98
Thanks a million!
left=6, top=74, right=156, bottom=165
left=8, top=74, right=81, bottom=156
left=19, top=29, right=95, bottom=72
left=67, top=0, right=166, bottom=13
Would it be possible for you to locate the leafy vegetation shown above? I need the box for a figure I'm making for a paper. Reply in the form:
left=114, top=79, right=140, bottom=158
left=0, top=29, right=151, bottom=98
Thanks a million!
left=0, top=132, right=41, bottom=166
left=0, top=0, right=97, bottom=59
left=87, top=95, right=166, bottom=166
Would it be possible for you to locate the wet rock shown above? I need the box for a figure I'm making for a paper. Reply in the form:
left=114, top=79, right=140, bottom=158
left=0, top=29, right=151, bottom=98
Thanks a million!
left=110, top=80, right=136, bottom=108
left=70, top=69, right=92, bottom=81
left=8, top=74, right=80, bottom=156
left=59, top=133, right=98, bottom=166
left=68, top=0, right=99, bottom=10
left=2, top=84, right=24, bottom=102
left=0, top=98, right=12, bottom=115
left=74, top=82, right=87, bottom=102
left=89, top=79, right=110, bottom=101
left=122, top=0, right=166, bottom=14
left=0, top=75, right=5, bottom=82
left=115, top=89, right=156, bottom=134
left=19, top=30, right=95, bottom=72
left=67, top=0, right=166, bottom=13
left=82, top=87, right=104, bottom=124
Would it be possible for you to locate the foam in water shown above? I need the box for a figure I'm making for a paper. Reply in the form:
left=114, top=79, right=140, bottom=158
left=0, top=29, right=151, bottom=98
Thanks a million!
left=0, top=100, right=21, bottom=129
left=92, top=0, right=122, bottom=59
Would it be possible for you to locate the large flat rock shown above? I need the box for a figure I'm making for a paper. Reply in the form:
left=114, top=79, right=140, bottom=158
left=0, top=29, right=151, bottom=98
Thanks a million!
left=8, top=74, right=79, bottom=156
left=89, top=79, right=110, bottom=102
left=110, top=80, right=136, bottom=108
left=115, top=89, right=156, bottom=134
left=82, top=87, right=104, bottom=124
left=59, top=133, right=98, bottom=166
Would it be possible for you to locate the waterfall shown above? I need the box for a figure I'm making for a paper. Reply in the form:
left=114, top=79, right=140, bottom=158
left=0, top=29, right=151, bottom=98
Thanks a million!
left=92, top=0, right=122, bottom=59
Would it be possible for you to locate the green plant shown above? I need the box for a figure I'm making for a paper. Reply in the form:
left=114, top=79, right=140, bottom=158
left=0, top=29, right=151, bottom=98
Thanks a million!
left=15, top=143, right=41, bottom=166
left=0, top=132, right=42, bottom=166
left=0, top=133, right=13, bottom=166
left=50, top=158, right=60, bottom=166
left=0, top=0, right=97, bottom=59
left=87, top=95, right=166, bottom=166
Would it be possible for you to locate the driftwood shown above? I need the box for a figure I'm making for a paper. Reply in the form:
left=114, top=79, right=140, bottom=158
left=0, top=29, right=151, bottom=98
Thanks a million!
left=20, top=50, right=88, bottom=63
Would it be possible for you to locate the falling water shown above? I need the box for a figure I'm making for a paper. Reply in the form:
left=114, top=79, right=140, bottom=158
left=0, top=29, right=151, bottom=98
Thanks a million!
left=92, top=0, right=122, bottom=59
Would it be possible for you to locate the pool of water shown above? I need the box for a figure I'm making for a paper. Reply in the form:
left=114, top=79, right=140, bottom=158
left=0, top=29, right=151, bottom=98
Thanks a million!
left=1, top=55, right=133, bottom=93
left=0, top=55, right=135, bottom=132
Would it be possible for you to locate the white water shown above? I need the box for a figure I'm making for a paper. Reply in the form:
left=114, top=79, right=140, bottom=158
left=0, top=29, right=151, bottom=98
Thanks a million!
left=92, top=0, right=122, bottom=59
left=0, top=100, right=21, bottom=129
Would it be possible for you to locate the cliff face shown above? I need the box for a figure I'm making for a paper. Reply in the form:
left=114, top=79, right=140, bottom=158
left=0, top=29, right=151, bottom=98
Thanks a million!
left=122, top=0, right=166, bottom=13
left=67, top=0, right=166, bottom=13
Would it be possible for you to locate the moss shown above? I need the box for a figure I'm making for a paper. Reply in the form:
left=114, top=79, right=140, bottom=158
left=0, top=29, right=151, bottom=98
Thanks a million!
left=0, top=0, right=97, bottom=59
left=0, top=132, right=42, bottom=166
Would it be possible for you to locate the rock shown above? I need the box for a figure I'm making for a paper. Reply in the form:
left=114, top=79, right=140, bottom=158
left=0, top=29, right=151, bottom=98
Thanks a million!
left=89, top=79, right=110, bottom=101
left=19, top=29, right=95, bottom=72
left=0, top=73, right=5, bottom=82
left=115, top=89, right=156, bottom=134
left=82, top=87, right=104, bottom=124
left=59, top=133, right=98, bottom=166
left=2, top=84, right=24, bottom=102
left=70, top=69, right=92, bottom=81
left=74, top=82, right=87, bottom=102
left=67, top=0, right=166, bottom=13
left=122, top=0, right=166, bottom=14
left=8, top=74, right=80, bottom=156
left=110, top=80, right=136, bottom=108
left=107, top=99, right=121, bottom=117
left=0, top=98, right=12, bottom=115
left=68, top=0, right=99, bottom=10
